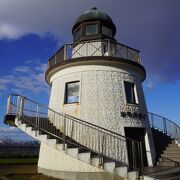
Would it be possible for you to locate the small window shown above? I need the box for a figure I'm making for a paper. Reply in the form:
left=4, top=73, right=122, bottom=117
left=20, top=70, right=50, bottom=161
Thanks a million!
left=102, top=26, right=113, bottom=38
left=74, top=28, right=81, bottom=40
left=124, top=82, right=138, bottom=104
left=65, top=81, right=80, bottom=104
left=85, top=24, right=98, bottom=35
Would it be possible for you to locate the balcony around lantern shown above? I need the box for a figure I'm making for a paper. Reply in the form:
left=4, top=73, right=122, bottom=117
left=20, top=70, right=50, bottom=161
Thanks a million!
left=47, top=39, right=141, bottom=69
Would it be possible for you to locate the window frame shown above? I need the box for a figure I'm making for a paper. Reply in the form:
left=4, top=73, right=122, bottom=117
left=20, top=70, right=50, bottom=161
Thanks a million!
left=102, top=25, right=113, bottom=38
left=74, top=27, right=81, bottom=41
left=64, top=81, right=80, bottom=104
left=84, top=23, right=98, bottom=36
left=124, top=81, right=139, bottom=105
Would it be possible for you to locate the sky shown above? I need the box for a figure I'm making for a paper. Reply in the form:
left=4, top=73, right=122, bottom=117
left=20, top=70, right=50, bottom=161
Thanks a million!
left=0, top=0, right=180, bottom=141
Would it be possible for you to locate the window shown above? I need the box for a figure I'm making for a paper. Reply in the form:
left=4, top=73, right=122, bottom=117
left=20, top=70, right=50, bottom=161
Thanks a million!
left=102, top=26, right=113, bottom=38
left=85, top=24, right=98, bottom=35
left=124, top=82, right=138, bottom=104
left=65, top=81, right=80, bottom=104
left=74, top=28, right=81, bottom=40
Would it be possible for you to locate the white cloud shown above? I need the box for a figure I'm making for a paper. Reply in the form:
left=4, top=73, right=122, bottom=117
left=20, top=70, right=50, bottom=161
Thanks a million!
left=0, top=62, right=49, bottom=96
left=14, top=66, right=30, bottom=73
left=0, top=126, right=20, bottom=133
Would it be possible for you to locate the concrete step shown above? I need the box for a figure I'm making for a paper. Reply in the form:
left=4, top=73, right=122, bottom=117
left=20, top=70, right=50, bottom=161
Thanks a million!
left=46, top=139, right=57, bottom=147
left=161, top=154, right=180, bottom=161
left=127, top=171, right=138, bottom=180
left=31, top=130, right=39, bottom=138
left=25, top=126, right=32, bottom=134
left=165, top=147, right=180, bottom=153
left=78, top=152, right=91, bottom=164
left=90, top=157, right=100, bottom=167
left=159, top=157, right=180, bottom=162
left=168, top=144, right=179, bottom=148
left=157, top=161, right=178, bottom=166
left=114, top=166, right=128, bottom=178
left=20, top=123, right=26, bottom=131
left=66, top=147, right=78, bottom=158
left=163, top=151, right=180, bottom=155
left=103, top=162, right=115, bottom=173
left=38, top=134, right=47, bottom=143
left=56, top=143, right=67, bottom=151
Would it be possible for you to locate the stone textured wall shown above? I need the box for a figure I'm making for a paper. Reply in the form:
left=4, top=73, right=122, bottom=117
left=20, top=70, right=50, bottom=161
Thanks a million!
left=48, top=64, right=155, bottom=165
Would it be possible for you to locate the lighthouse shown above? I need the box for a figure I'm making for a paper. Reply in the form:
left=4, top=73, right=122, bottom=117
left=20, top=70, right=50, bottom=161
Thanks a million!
left=4, top=6, right=180, bottom=179
left=46, top=6, right=155, bottom=168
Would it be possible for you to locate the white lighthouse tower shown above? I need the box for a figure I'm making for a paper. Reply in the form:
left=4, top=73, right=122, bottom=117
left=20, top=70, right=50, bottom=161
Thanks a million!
left=5, top=6, right=180, bottom=179
left=45, top=6, right=155, bottom=170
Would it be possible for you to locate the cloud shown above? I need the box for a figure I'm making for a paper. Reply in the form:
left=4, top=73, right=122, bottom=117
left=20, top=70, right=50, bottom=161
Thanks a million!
left=0, top=126, right=21, bottom=133
left=14, top=66, right=30, bottom=73
left=0, top=0, right=180, bottom=85
left=0, top=61, right=49, bottom=96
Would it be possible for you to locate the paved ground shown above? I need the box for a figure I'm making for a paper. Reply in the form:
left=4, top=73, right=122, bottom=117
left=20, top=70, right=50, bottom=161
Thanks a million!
left=144, top=166, right=180, bottom=180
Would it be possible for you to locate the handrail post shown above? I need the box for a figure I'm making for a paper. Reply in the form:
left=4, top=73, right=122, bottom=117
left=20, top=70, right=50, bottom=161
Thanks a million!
left=63, top=114, right=66, bottom=150
left=107, top=39, right=111, bottom=56
left=64, top=44, right=67, bottom=61
left=6, top=95, right=11, bottom=114
left=19, top=96, right=25, bottom=118
left=98, top=128, right=103, bottom=167
left=139, top=141, right=144, bottom=179
left=163, top=118, right=167, bottom=135
left=151, top=113, right=154, bottom=128
left=36, top=104, right=39, bottom=135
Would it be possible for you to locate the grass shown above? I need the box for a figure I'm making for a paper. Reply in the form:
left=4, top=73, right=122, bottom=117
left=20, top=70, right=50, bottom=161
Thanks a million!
left=0, top=164, right=60, bottom=180
left=0, top=158, right=38, bottom=164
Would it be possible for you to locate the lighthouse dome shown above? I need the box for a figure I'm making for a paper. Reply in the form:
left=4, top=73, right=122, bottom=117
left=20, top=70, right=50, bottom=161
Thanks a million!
left=72, top=7, right=116, bottom=42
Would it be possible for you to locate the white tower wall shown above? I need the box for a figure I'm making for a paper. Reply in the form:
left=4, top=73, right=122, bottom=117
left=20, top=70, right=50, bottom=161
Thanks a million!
left=48, top=61, right=155, bottom=165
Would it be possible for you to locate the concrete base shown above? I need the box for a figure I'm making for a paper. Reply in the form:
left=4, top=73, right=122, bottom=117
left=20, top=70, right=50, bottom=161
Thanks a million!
left=38, top=167, right=125, bottom=180
left=38, top=142, right=104, bottom=173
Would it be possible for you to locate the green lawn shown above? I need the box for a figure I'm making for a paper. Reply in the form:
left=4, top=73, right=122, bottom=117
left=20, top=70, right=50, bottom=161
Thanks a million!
left=0, top=158, right=38, bottom=164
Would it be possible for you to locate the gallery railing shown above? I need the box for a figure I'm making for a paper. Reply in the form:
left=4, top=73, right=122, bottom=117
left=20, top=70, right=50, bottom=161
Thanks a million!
left=48, top=39, right=141, bottom=68
left=148, top=112, right=180, bottom=139
left=6, top=94, right=144, bottom=176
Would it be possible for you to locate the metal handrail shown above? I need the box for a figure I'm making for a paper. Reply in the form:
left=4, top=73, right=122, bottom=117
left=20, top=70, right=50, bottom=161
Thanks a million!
left=6, top=94, right=144, bottom=175
left=148, top=112, right=180, bottom=139
left=48, top=39, right=141, bottom=68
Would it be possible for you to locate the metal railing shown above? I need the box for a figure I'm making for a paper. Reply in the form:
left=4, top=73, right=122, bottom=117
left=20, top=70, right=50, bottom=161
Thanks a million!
left=6, top=94, right=144, bottom=176
left=148, top=112, right=180, bottom=139
left=48, top=39, right=141, bottom=69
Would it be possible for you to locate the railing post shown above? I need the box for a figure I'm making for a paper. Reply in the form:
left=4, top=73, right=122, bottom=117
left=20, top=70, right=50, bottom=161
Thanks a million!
left=55, top=53, right=57, bottom=65
left=163, top=118, right=167, bottom=135
left=64, top=44, right=67, bottom=60
left=36, top=104, right=39, bottom=135
left=98, top=128, right=103, bottom=167
left=126, top=46, right=129, bottom=59
left=86, top=42, right=88, bottom=56
left=139, top=141, right=144, bottom=178
left=6, top=95, right=11, bottom=114
left=151, top=113, right=154, bottom=128
left=19, top=96, right=25, bottom=117
left=63, top=114, right=66, bottom=150
left=107, top=39, right=111, bottom=56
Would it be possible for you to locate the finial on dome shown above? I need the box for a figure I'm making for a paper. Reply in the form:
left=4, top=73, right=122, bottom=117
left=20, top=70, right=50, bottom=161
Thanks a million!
left=90, top=6, right=97, bottom=10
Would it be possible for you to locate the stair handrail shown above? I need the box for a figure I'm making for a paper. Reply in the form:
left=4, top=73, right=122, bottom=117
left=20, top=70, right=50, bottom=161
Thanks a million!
left=148, top=112, right=180, bottom=139
left=7, top=94, right=145, bottom=175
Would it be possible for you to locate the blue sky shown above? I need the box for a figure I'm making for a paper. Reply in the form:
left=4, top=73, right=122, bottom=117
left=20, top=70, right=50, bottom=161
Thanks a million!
left=0, top=0, right=180, bottom=141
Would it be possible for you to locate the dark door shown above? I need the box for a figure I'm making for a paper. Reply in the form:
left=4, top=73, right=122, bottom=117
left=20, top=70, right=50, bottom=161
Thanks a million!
left=124, top=127, right=148, bottom=170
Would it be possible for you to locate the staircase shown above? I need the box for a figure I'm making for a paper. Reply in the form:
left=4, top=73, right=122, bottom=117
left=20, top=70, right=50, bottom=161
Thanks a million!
left=5, top=94, right=144, bottom=179
left=5, top=94, right=180, bottom=179
left=141, top=114, right=180, bottom=179
left=157, top=139, right=180, bottom=167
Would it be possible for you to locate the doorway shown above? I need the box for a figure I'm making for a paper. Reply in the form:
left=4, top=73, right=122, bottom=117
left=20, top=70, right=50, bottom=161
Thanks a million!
left=124, top=127, right=148, bottom=170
